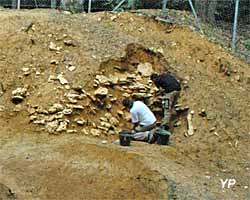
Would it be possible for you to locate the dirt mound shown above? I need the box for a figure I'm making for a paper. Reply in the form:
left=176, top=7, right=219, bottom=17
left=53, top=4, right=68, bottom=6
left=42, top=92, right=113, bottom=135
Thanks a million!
left=0, top=9, right=250, bottom=199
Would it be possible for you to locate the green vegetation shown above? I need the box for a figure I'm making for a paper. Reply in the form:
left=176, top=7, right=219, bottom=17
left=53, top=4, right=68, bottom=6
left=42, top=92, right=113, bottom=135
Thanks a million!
left=244, top=39, right=250, bottom=50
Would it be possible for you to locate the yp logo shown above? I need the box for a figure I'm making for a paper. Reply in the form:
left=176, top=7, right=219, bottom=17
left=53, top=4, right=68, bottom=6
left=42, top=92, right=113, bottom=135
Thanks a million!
left=220, top=178, right=236, bottom=189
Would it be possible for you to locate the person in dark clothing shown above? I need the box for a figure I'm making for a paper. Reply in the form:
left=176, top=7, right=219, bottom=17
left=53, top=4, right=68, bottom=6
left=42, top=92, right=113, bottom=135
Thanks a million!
left=151, top=73, right=181, bottom=129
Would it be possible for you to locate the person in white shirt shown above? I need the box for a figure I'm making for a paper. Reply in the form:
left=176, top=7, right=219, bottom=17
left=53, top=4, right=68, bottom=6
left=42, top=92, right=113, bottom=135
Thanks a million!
left=122, top=98, right=157, bottom=141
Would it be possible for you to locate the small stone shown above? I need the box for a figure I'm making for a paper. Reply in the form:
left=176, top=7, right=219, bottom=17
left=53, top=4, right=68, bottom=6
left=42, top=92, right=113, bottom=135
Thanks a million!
left=94, top=87, right=108, bottom=97
left=100, top=117, right=108, bottom=122
left=63, top=108, right=72, bottom=115
left=50, top=60, right=59, bottom=65
left=68, top=66, right=76, bottom=71
left=72, top=105, right=84, bottom=111
left=209, top=127, right=216, bottom=132
left=46, top=120, right=59, bottom=133
left=101, top=140, right=108, bottom=144
left=76, top=120, right=86, bottom=126
left=110, top=15, right=117, bottom=21
left=56, top=121, right=68, bottom=132
left=14, top=104, right=22, bottom=112
left=64, top=40, right=76, bottom=47
left=110, top=117, right=119, bottom=127
left=90, top=128, right=100, bottom=137
left=117, top=110, right=124, bottom=117
left=29, top=115, right=37, bottom=121
left=137, top=62, right=154, bottom=77
left=33, top=119, right=46, bottom=125
left=67, top=129, right=77, bottom=134
left=57, top=74, right=68, bottom=85
left=100, top=121, right=111, bottom=129
left=49, top=42, right=62, bottom=51
left=0, top=105, right=5, bottom=112
left=82, top=129, right=89, bottom=135
left=48, top=103, right=64, bottom=114
left=235, top=75, right=240, bottom=82
left=104, top=113, right=112, bottom=119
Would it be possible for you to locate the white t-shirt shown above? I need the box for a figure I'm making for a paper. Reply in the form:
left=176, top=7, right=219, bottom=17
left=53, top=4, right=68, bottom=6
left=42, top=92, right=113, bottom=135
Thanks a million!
left=130, top=101, right=157, bottom=126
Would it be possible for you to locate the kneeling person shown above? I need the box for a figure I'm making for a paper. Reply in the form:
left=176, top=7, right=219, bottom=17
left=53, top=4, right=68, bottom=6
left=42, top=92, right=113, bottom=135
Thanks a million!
left=122, top=98, right=157, bottom=141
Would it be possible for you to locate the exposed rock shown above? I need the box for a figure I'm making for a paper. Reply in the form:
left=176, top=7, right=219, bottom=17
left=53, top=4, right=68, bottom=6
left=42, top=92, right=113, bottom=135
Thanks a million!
left=12, top=87, right=27, bottom=97
left=117, top=110, right=124, bottom=117
left=104, top=113, right=112, bottom=119
left=63, top=108, right=72, bottom=115
left=110, top=117, right=119, bottom=127
left=72, top=105, right=84, bottom=111
left=54, top=112, right=64, bottom=119
left=50, top=60, right=59, bottom=65
left=94, top=87, right=108, bottom=97
left=198, top=109, right=207, bottom=117
left=56, top=121, right=68, bottom=132
left=96, top=75, right=110, bottom=85
left=48, top=103, right=64, bottom=114
left=82, top=128, right=89, bottom=135
left=0, top=105, right=5, bottom=112
left=100, top=121, right=111, bottom=129
left=100, top=117, right=108, bottom=122
left=49, top=42, right=62, bottom=51
left=57, top=74, right=68, bottom=85
left=29, top=115, right=37, bottom=121
left=101, top=140, right=108, bottom=144
left=68, top=66, right=76, bottom=71
left=137, top=62, right=154, bottom=77
left=64, top=40, right=76, bottom=47
left=76, top=119, right=86, bottom=126
left=13, top=104, right=22, bottom=112
left=33, top=119, right=46, bottom=125
left=90, top=128, right=100, bottom=137
left=67, top=129, right=77, bottom=134
left=46, top=120, right=59, bottom=133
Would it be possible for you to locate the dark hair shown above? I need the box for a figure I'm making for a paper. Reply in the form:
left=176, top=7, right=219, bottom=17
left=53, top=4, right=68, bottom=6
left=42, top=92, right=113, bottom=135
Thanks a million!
left=150, top=73, right=158, bottom=81
left=122, top=98, right=133, bottom=108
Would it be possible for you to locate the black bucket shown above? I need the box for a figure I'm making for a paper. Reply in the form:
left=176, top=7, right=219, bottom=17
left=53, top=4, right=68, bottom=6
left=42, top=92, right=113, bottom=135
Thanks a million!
left=156, top=128, right=171, bottom=145
left=119, top=131, right=133, bottom=146
left=157, top=134, right=170, bottom=145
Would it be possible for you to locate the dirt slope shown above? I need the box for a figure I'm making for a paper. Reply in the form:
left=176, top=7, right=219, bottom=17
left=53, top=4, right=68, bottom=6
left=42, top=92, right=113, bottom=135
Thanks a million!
left=0, top=9, right=250, bottom=199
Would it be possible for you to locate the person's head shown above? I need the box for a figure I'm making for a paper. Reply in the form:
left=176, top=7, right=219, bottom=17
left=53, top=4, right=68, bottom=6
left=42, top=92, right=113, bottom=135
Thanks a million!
left=150, top=73, right=159, bottom=84
left=122, top=98, right=133, bottom=110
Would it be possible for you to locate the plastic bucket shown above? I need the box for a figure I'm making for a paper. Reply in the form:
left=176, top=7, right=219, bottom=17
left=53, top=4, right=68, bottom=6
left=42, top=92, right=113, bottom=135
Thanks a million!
left=156, top=128, right=171, bottom=145
left=119, top=131, right=133, bottom=146
left=157, top=134, right=169, bottom=145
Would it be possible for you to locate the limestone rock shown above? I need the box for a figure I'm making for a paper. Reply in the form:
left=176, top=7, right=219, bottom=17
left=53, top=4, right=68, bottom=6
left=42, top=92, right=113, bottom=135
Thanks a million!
left=63, top=108, right=73, bottom=115
left=110, top=117, right=119, bottom=127
left=91, top=128, right=100, bottom=137
left=137, top=62, right=153, bottom=77
left=48, top=103, right=64, bottom=114
left=94, top=87, right=108, bottom=97
left=49, top=42, right=62, bottom=51
left=67, top=129, right=77, bottom=134
left=96, top=75, right=110, bottom=85
left=57, top=74, right=68, bottom=85
left=46, top=120, right=59, bottom=133
left=56, top=121, right=68, bottom=132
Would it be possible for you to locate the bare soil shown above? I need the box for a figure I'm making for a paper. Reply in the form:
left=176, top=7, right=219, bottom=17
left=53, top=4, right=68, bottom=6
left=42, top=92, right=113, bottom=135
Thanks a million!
left=0, top=9, right=250, bottom=199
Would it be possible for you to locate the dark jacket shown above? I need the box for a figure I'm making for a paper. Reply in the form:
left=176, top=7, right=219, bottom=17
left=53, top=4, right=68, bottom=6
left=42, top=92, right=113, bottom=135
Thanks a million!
left=154, top=73, right=181, bottom=93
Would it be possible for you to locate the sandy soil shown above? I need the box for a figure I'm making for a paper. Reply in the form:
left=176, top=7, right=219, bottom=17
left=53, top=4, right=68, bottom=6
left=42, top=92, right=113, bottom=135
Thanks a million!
left=0, top=9, right=249, bottom=199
